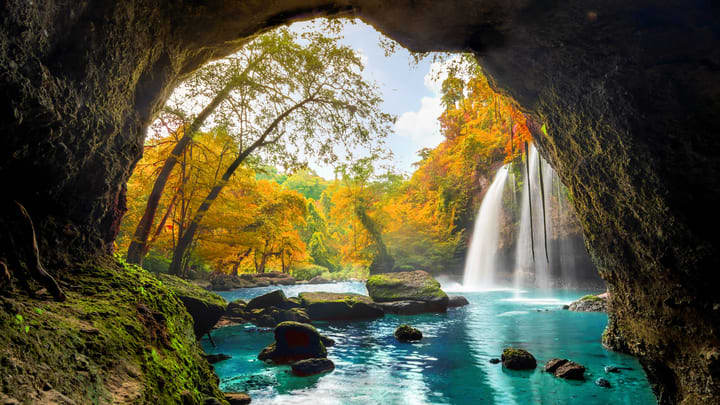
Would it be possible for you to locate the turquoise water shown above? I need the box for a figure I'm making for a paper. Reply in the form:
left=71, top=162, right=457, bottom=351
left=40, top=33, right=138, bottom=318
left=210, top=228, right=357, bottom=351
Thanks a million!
left=202, top=282, right=657, bottom=405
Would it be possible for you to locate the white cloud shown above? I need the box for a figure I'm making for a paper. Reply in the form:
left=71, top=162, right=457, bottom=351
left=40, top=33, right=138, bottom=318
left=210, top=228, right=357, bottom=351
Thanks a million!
left=394, top=55, right=464, bottom=150
left=394, top=96, right=444, bottom=149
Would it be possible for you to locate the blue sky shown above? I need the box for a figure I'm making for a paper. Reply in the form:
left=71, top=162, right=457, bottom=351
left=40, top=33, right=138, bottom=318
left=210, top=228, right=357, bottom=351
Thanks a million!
left=292, top=20, right=449, bottom=179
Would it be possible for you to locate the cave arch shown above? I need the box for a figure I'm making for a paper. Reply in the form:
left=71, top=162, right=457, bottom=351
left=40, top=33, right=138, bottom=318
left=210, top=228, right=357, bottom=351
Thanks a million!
left=1, top=1, right=719, bottom=403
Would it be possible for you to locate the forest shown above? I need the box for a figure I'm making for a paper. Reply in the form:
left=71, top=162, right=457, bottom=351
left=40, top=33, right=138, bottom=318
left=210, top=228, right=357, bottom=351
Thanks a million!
left=116, top=29, right=564, bottom=285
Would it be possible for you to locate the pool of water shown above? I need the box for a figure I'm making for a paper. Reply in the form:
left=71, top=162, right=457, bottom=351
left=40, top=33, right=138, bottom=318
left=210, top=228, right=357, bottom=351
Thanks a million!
left=203, top=282, right=657, bottom=405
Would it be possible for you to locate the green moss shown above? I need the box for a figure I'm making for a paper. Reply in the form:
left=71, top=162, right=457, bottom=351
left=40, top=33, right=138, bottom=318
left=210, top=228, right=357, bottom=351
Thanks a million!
left=366, top=271, right=448, bottom=302
left=0, top=255, right=225, bottom=404
left=580, top=294, right=602, bottom=302
left=298, top=292, right=374, bottom=306
left=157, top=273, right=226, bottom=308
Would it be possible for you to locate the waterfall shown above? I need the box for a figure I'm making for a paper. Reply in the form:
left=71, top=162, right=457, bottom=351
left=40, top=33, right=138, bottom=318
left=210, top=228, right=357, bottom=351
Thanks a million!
left=513, top=144, right=558, bottom=290
left=462, top=165, right=510, bottom=289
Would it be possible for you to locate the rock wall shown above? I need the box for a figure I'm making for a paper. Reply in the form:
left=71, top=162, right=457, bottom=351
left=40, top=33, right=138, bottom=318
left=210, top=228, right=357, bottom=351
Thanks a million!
left=1, top=1, right=719, bottom=403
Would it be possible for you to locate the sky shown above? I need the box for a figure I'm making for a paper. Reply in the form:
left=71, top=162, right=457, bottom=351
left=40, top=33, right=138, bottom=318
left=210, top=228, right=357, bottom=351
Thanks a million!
left=291, top=20, right=451, bottom=179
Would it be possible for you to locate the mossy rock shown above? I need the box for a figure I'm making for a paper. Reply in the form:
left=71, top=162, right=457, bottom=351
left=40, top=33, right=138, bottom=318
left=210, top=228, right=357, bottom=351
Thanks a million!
left=258, top=321, right=326, bottom=364
left=501, top=347, right=537, bottom=370
left=0, top=256, right=224, bottom=404
left=568, top=294, right=607, bottom=312
left=366, top=271, right=448, bottom=311
left=394, top=324, right=423, bottom=342
left=158, top=273, right=227, bottom=338
left=298, top=292, right=383, bottom=321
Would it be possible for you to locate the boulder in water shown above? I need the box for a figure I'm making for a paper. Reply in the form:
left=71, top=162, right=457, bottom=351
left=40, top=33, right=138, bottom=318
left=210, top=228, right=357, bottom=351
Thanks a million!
left=394, top=324, right=423, bottom=342
left=258, top=321, right=327, bottom=364
left=366, top=271, right=448, bottom=313
left=308, top=276, right=332, bottom=284
left=545, top=358, right=586, bottom=380
left=448, top=295, right=469, bottom=308
left=291, top=358, right=336, bottom=377
left=489, top=358, right=501, bottom=364
left=568, top=294, right=607, bottom=312
left=298, top=292, right=383, bottom=321
left=501, top=348, right=537, bottom=370
left=375, top=300, right=439, bottom=315
left=246, top=290, right=291, bottom=310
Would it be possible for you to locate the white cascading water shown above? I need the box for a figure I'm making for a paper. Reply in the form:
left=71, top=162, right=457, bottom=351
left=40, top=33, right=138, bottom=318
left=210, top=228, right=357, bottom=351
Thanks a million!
left=513, top=144, right=556, bottom=290
left=462, top=165, right=510, bottom=289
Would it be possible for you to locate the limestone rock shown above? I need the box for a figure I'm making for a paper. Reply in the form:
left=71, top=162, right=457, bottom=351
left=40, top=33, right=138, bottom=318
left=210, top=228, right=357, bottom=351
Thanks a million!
left=394, top=324, right=423, bottom=342
left=158, top=274, right=227, bottom=338
left=299, top=292, right=383, bottom=321
left=568, top=294, right=607, bottom=312
left=501, top=348, right=536, bottom=370
left=545, top=358, right=586, bottom=380
left=447, top=295, right=469, bottom=308
left=366, top=271, right=448, bottom=313
left=291, top=358, right=335, bottom=377
left=258, top=322, right=327, bottom=364
left=224, top=392, right=251, bottom=404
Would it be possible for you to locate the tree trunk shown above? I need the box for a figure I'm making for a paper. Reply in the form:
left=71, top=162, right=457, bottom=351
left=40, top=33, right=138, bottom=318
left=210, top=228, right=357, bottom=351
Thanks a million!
left=126, top=82, right=236, bottom=265
left=167, top=98, right=313, bottom=275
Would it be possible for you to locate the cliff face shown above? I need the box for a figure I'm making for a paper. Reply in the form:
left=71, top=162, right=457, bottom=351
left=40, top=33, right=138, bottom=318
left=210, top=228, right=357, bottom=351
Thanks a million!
left=1, top=1, right=719, bottom=403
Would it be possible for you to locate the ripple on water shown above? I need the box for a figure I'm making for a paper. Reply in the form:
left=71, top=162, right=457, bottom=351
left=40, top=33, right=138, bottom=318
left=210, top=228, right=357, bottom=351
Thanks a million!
left=205, top=283, right=657, bottom=405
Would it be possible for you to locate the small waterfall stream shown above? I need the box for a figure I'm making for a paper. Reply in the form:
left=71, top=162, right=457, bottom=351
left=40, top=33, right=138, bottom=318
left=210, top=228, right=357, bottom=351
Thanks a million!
left=462, top=165, right=510, bottom=289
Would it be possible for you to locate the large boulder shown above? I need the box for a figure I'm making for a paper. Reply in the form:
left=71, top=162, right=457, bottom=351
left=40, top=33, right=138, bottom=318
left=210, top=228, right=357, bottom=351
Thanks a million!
left=258, top=322, right=327, bottom=364
left=501, top=348, right=537, bottom=370
left=159, top=274, right=227, bottom=338
left=375, top=300, right=439, bottom=315
left=290, top=358, right=335, bottom=377
left=224, top=392, right=251, bottom=405
left=246, top=290, right=292, bottom=310
left=308, top=276, right=332, bottom=284
left=545, top=358, right=586, bottom=380
left=298, top=292, right=384, bottom=321
left=448, top=295, right=470, bottom=308
left=366, top=271, right=449, bottom=312
left=568, top=294, right=607, bottom=312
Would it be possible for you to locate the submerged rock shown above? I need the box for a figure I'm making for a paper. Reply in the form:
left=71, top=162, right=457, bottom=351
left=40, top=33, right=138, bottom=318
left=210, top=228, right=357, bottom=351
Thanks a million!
left=595, top=378, right=612, bottom=388
left=545, top=358, right=586, bottom=380
left=158, top=274, right=227, bottom=338
left=366, top=271, right=449, bottom=313
left=203, top=353, right=231, bottom=364
left=394, top=324, right=423, bottom=342
left=568, top=294, right=607, bottom=312
left=489, top=358, right=501, bottom=364
left=291, top=358, right=336, bottom=377
left=299, top=292, right=384, bottom=321
left=258, top=322, right=327, bottom=364
left=374, top=300, right=438, bottom=315
left=448, top=295, right=470, bottom=308
left=501, top=348, right=537, bottom=370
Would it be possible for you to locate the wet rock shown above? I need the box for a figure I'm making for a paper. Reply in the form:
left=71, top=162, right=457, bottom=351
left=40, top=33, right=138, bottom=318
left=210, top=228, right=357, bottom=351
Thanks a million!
left=394, top=324, right=423, bottom=342
left=291, top=358, right=335, bottom=377
left=366, top=271, right=449, bottom=313
left=258, top=322, right=327, bottom=364
left=158, top=274, right=227, bottom=338
left=203, top=353, right=231, bottom=364
left=501, top=348, right=537, bottom=370
left=375, top=300, right=440, bottom=315
left=489, top=358, right=501, bottom=364
left=562, top=305, right=570, bottom=310
left=308, top=276, right=331, bottom=284
left=605, top=365, right=620, bottom=373
left=320, top=335, right=335, bottom=347
left=224, top=392, right=251, bottom=404
left=447, top=295, right=470, bottom=308
left=545, top=358, right=586, bottom=380
left=226, top=299, right=247, bottom=317
left=298, top=292, right=383, bottom=321
left=568, top=294, right=607, bottom=312
left=246, top=290, right=291, bottom=310
left=595, top=378, right=612, bottom=388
